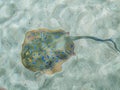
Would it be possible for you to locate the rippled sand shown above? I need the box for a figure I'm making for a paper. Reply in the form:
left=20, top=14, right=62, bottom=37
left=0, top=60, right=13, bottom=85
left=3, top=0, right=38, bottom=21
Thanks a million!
left=0, top=0, right=120, bottom=90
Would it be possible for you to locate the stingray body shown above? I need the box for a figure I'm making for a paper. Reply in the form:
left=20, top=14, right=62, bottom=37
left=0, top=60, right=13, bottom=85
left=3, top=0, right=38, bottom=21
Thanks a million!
left=21, top=28, right=120, bottom=74
left=21, top=28, right=75, bottom=74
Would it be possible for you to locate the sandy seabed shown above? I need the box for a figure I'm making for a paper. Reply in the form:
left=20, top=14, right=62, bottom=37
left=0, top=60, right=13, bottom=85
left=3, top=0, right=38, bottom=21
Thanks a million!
left=0, top=0, right=120, bottom=90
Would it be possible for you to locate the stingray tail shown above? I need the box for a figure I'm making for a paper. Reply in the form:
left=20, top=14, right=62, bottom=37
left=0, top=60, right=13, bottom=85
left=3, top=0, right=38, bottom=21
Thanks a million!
left=70, top=36, right=120, bottom=52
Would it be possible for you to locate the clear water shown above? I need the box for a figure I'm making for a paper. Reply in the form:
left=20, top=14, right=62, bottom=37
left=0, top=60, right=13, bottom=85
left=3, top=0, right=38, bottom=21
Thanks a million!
left=0, top=0, right=120, bottom=90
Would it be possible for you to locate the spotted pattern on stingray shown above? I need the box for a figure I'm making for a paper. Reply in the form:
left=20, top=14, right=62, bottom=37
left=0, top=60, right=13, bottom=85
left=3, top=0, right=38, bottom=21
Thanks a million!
left=21, top=28, right=75, bottom=74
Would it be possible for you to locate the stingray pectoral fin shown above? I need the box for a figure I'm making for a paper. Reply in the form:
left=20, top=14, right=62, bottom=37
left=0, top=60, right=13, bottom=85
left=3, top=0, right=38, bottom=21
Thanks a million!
left=52, top=60, right=66, bottom=73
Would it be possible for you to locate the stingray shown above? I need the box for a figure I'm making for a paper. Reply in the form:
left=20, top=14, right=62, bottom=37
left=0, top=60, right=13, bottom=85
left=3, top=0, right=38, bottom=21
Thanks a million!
left=21, top=28, right=120, bottom=75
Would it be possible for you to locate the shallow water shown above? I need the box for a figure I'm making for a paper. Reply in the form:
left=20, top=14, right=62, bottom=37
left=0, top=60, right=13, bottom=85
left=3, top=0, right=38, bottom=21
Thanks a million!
left=0, top=0, right=120, bottom=90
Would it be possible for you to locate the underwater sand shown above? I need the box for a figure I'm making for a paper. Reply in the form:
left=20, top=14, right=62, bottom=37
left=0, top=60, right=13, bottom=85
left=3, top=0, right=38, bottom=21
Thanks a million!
left=0, top=0, right=120, bottom=90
